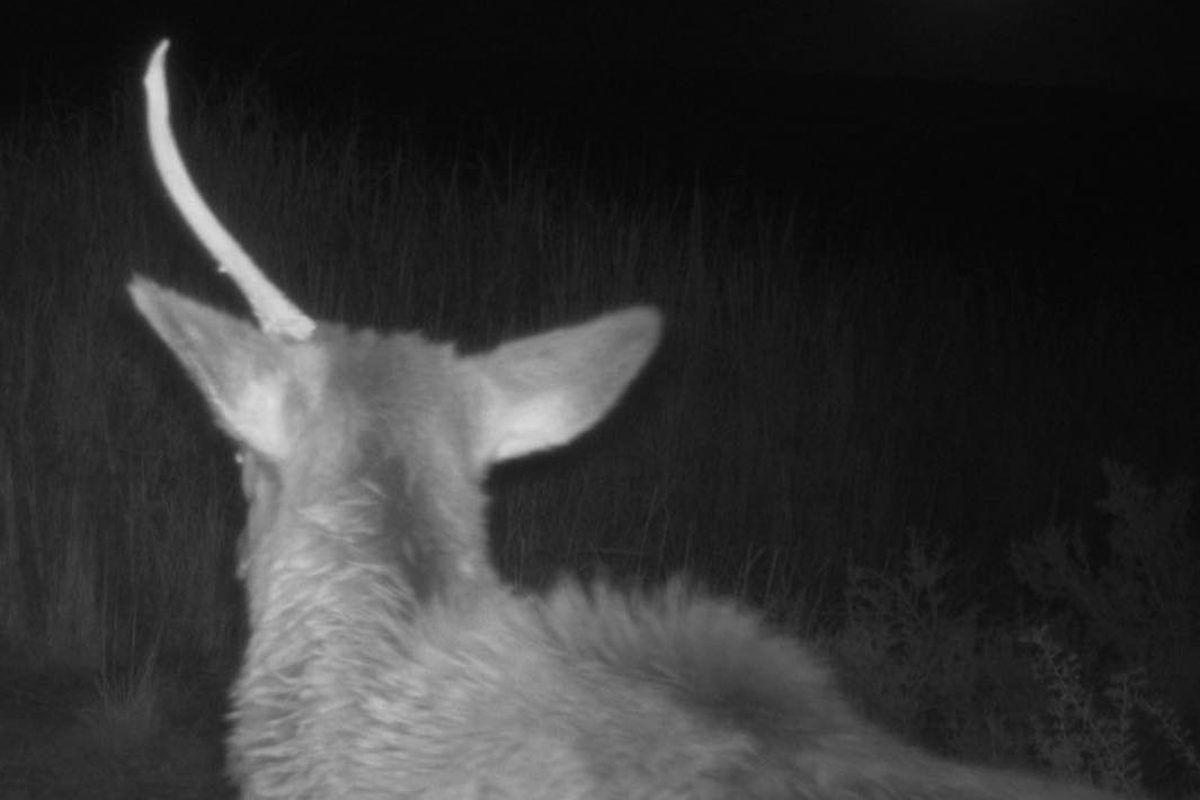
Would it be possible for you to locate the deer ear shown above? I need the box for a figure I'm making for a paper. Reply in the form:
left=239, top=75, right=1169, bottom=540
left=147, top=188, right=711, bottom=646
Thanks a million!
left=464, top=306, right=661, bottom=465
left=129, top=275, right=319, bottom=460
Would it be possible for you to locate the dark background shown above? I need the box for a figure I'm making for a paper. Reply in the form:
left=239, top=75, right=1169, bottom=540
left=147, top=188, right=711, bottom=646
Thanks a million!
left=8, top=1, right=1196, bottom=284
left=6, top=1, right=1198, bottom=99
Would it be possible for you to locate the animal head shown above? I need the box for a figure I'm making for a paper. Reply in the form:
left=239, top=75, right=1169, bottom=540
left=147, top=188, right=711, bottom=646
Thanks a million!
left=129, top=41, right=661, bottom=622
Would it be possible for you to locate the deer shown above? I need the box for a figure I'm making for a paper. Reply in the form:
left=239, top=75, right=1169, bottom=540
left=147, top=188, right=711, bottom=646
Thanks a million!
left=129, top=39, right=1124, bottom=800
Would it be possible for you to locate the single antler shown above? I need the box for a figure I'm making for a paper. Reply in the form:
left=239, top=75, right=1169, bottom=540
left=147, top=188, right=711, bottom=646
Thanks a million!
left=143, top=39, right=315, bottom=340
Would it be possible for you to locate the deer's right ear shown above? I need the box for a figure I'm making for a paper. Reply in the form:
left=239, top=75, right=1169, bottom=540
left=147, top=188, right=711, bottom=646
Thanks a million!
left=129, top=275, right=318, bottom=461
left=464, top=306, right=661, bottom=465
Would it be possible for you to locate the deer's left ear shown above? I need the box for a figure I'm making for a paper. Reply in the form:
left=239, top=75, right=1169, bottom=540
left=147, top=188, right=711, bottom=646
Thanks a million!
left=129, top=276, right=323, bottom=461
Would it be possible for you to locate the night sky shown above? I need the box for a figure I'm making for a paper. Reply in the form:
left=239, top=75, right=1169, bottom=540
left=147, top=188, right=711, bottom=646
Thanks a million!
left=6, top=1, right=1197, bottom=99
left=8, top=3, right=1196, bottom=236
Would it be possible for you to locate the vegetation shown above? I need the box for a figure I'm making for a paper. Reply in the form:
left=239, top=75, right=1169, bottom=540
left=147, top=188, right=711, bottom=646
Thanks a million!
left=830, top=460, right=1200, bottom=797
left=0, top=74, right=1196, bottom=797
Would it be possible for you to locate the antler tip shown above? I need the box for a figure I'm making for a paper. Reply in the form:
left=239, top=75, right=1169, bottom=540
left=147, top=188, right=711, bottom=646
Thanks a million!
left=147, top=40, right=170, bottom=76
